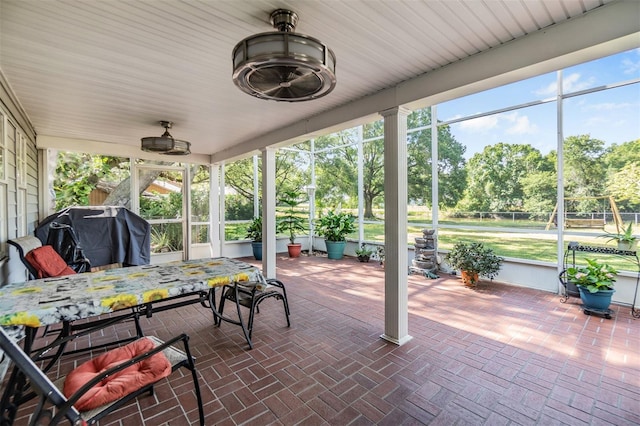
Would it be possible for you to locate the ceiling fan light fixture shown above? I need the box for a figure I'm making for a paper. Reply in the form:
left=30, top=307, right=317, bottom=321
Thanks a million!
left=232, top=9, right=336, bottom=102
left=141, top=121, right=191, bottom=155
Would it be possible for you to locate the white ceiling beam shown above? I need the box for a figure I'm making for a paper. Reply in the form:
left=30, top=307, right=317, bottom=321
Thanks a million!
left=37, top=135, right=211, bottom=165
left=211, top=0, right=639, bottom=163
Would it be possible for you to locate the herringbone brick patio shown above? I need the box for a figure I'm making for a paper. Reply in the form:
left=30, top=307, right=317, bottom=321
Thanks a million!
left=8, top=254, right=640, bottom=425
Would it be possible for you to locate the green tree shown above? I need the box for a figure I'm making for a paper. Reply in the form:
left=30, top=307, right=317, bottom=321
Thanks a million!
left=314, top=125, right=385, bottom=218
left=457, top=143, right=549, bottom=212
left=54, top=152, right=128, bottom=209
left=602, top=139, right=640, bottom=170
left=607, top=162, right=640, bottom=211
left=407, top=109, right=467, bottom=208
left=602, top=139, right=640, bottom=212
left=314, top=130, right=360, bottom=213
left=223, top=150, right=310, bottom=220
left=224, top=157, right=255, bottom=220
left=563, top=134, right=607, bottom=213
left=362, top=122, right=385, bottom=217
left=521, top=170, right=557, bottom=218
left=315, top=113, right=467, bottom=218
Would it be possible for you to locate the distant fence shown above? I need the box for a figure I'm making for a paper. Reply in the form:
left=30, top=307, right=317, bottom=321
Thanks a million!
left=443, top=211, right=639, bottom=225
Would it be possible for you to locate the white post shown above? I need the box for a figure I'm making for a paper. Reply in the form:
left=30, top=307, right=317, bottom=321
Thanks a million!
left=253, top=155, right=259, bottom=218
left=556, top=69, right=566, bottom=289
left=431, top=106, right=439, bottom=231
left=306, top=184, right=316, bottom=255
left=209, top=163, right=221, bottom=258
left=308, top=140, right=316, bottom=255
left=262, top=148, right=277, bottom=279
left=357, top=126, right=365, bottom=244
left=380, top=106, right=412, bottom=346
left=218, top=163, right=226, bottom=257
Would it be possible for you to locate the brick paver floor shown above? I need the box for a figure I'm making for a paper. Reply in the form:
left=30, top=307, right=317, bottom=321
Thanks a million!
left=7, top=254, right=640, bottom=425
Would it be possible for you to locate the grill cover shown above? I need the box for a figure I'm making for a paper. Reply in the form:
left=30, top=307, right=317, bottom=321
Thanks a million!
left=35, top=207, right=151, bottom=267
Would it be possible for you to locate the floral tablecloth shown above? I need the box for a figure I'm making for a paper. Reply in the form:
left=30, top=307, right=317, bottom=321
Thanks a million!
left=0, top=257, right=262, bottom=328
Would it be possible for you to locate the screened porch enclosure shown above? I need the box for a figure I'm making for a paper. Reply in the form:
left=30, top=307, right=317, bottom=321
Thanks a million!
left=44, top=47, right=640, bottom=311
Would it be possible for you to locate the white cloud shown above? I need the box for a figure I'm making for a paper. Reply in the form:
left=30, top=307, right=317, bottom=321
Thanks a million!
left=443, top=113, right=464, bottom=122
left=505, top=114, right=538, bottom=135
left=535, top=81, right=557, bottom=96
left=622, top=49, right=640, bottom=74
left=562, top=73, right=596, bottom=92
left=584, top=101, right=636, bottom=111
left=458, top=111, right=537, bottom=135
left=584, top=116, right=607, bottom=127
left=459, top=115, right=498, bottom=132
left=534, top=73, right=596, bottom=96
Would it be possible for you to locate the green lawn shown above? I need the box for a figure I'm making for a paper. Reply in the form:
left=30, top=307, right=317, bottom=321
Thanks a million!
left=225, top=217, right=638, bottom=271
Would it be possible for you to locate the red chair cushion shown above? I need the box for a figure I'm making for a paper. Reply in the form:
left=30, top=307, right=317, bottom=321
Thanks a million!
left=25, top=245, right=76, bottom=278
left=63, top=337, right=171, bottom=411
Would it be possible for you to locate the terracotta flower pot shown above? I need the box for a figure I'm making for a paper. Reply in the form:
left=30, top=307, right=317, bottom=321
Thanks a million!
left=460, top=270, right=479, bottom=286
left=287, top=243, right=302, bottom=258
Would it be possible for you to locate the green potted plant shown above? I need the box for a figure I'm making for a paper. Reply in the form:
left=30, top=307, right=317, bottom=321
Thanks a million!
left=566, top=258, right=617, bottom=314
left=355, top=243, right=373, bottom=262
left=599, top=222, right=637, bottom=251
left=445, top=242, right=503, bottom=286
left=316, top=210, right=356, bottom=259
left=245, top=216, right=262, bottom=260
left=277, top=190, right=307, bottom=258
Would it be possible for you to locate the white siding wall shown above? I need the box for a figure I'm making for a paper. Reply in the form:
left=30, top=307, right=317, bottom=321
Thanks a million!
left=0, top=72, right=39, bottom=286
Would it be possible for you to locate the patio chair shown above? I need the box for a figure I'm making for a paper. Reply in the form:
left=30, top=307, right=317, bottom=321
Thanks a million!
left=7, top=235, right=44, bottom=280
left=0, top=327, right=205, bottom=425
left=8, top=234, right=91, bottom=280
left=7, top=236, right=144, bottom=362
left=218, top=278, right=290, bottom=340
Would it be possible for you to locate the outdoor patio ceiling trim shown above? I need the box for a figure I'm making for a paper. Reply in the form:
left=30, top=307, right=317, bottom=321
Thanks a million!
left=210, top=0, right=640, bottom=164
left=37, top=135, right=211, bottom=165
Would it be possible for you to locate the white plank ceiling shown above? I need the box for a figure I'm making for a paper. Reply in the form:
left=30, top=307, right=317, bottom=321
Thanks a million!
left=0, top=0, right=622, bottom=159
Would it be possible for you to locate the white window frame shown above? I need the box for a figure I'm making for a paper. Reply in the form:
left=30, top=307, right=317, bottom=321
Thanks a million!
left=17, top=131, right=27, bottom=188
left=0, top=111, right=5, bottom=182
left=0, top=111, right=6, bottom=259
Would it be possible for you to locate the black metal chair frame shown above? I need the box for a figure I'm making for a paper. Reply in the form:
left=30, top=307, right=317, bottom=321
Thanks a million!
left=217, top=278, right=290, bottom=342
left=7, top=236, right=145, bottom=365
left=0, top=327, right=205, bottom=425
left=7, top=236, right=43, bottom=280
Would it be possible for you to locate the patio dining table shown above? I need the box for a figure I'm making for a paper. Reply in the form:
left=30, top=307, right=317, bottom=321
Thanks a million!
left=0, top=257, right=266, bottom=355
left=0, top=256, right=265, bottom=424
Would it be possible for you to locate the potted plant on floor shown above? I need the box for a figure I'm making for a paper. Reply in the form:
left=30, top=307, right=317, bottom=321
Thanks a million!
left=445, top=241, right=503, bottom=286
left=599, top=222, right=637, bottom=251
left=355, top=243, right=373, bottom=262
left=316, top=210, right=356, bottom=260
left=277, top=190, right=307, bottom=258
left=245, top=216, right=262, bottom=260
left=567, top=258, right=617, bottom=314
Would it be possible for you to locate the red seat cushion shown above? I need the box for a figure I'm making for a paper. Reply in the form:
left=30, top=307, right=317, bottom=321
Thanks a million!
left=63, top=337, right=171, bottom=411
left=25, top=245, right=76, bottom=278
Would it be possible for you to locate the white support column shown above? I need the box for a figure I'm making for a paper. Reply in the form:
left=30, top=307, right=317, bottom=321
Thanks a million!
left=357, top=126, right=365, bottom=244
left=431, top=106, right=439, bottom=230
left=262, top=148, right=277, bottom=279
left=39, top=148, right=57, bottom=218
left=556, top=69, right=566, bottom=289
left=253, top=155, right=260, bottom=218
left=380, top=106, right=413, bottom=346
left=184, top=165, right=192, bottom=260
left=308, top=140, right=316, bottom=256
left=209, top=163, right=222, bottom=257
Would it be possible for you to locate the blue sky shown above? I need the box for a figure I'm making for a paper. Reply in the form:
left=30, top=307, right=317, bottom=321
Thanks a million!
left=437, top=48, right=640, bottom=159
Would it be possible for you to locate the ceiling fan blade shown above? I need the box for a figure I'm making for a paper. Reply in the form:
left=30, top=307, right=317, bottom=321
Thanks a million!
left=248, top=66, right=303, bottom=92
left=286, top=72, right=323, bottom=92
left=267, top=86, right=298, bottom=100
